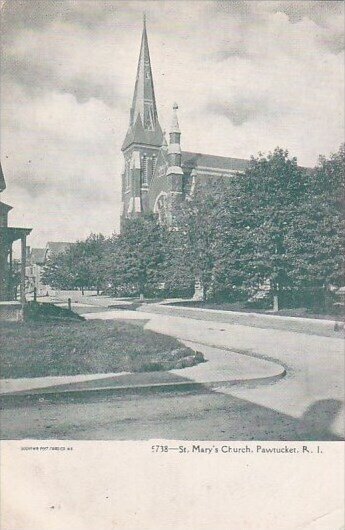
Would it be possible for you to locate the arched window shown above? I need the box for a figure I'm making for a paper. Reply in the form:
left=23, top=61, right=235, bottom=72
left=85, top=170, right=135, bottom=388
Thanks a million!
left=144, top=103, right=154, bottom=131
left=152, top=155, right=157, bottom=176
left=142, top=155, right=149, bottom=185
left=154, top=192, right=168, bottom=224
left=125, top=161, right=130, bottom=189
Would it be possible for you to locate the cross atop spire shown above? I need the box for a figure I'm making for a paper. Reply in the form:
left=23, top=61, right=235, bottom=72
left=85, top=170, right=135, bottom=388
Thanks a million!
left=122, top=16, right=163, bottom=150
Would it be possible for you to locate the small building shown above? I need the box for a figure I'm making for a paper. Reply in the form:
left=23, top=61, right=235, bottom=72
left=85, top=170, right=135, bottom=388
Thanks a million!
left=0, top=162, right=32, bottom=319
left=26, top=247, right=47, bottom=295
left=45, top=241, right=72, bottom=260
left=26, top=241, right=73, bottom=297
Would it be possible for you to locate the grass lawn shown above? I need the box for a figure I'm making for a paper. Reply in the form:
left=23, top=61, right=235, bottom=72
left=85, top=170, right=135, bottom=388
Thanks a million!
left=0, top=319, right=194, bottom=379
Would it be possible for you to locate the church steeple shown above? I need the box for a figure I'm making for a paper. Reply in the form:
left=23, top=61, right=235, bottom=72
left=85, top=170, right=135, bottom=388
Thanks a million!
left=122, top=16, right=163, bottom=151
left=167, top=103, right=183, bottom=172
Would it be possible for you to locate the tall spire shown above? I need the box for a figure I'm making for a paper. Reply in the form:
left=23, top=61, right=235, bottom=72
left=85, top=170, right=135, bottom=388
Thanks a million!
left=122, top=16, right=163, bottom=150
left=130, top=16, right=158, bottom=130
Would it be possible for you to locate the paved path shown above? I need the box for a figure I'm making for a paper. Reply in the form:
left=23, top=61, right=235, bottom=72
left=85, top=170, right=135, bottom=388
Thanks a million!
left=139, top=301, right=341, bottom=336
left=0, top=372, right=130, bottom=394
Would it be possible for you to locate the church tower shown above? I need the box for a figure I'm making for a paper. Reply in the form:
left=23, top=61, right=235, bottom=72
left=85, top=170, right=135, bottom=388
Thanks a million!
left=121, top=15, right=163, bottom=221
left=166, top=103, right=184, bottom=226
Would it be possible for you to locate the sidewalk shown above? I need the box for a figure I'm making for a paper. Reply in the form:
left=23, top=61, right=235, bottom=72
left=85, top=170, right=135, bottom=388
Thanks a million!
left=0, top=371, right=130, bottom=395
left=138, top=302, right=342, bottom=336
left=0, top=340, right=285, bottom=397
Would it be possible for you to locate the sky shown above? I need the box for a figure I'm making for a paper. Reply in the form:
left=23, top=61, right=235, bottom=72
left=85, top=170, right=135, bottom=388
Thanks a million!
left=1, top=0, right=344, bottom=247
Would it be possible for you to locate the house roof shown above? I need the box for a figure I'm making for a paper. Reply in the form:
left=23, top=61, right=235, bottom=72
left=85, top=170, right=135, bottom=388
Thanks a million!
left=0, top=201, right=13, bottom=213
left=0, top=162, right=6, bottom=192
left=30, top=248, right=46, bottom=264
left=46, top=241, right=73, bottom=255
left=181, top=151, right=249, bottom=173
left=0, top=226, right=32, bottom=244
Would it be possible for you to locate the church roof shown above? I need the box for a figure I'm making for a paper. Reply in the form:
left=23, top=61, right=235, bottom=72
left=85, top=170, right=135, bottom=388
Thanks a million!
left=181, top=151, right=249, bottom=173
left=122, top=114, right=163, bottom=151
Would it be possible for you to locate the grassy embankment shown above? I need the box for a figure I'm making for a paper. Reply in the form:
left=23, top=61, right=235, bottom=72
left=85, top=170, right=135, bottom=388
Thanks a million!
left=0, top=317, right=200, bottom=379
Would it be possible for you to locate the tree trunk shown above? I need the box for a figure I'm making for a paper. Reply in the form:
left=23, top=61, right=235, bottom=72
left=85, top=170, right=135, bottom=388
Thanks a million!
left=273, top=293, right=279, bottom=312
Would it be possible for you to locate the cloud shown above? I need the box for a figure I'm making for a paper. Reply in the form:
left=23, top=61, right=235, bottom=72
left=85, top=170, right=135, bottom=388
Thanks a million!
left=269, top=1, right=344, bottom=26
left=0, top=0, right=343, bottom=247
left=212, top=48, right=252, bottom=61
left=266, top=1, right=344, bottom=55
left=1, top=0, right=121, bottom=35
left=2, top=56, right=122, bottom=107
left=319, top=31, right=344, bottom=54
left=208, top=97, right=276, bottom=126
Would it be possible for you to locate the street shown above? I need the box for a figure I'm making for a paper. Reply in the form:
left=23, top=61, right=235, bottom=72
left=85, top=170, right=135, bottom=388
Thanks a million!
left=0, top=383, right=342, bottom=440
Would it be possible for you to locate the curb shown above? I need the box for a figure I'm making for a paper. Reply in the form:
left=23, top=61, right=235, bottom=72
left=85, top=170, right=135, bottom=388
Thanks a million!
left=160, top=303, right=338, bottom=325
left=138, top=303, right=341, bottom=332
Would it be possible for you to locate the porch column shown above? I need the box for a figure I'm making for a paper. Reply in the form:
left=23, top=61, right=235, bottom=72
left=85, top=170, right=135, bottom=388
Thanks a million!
left=20, top=234, right=27, bottom=304
left=8, top=244, right=13, bottom=299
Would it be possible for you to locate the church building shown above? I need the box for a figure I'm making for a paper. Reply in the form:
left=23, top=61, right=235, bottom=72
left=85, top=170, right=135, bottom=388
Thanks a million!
left=121, top=17, right=249, bottom=225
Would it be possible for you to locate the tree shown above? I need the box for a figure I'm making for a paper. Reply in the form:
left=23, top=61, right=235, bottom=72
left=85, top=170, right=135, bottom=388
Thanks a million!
left=179, top=148, right=319, bottom=309
left=284, top=144, right=345, bottom=309
left=107, top=214, right=166, bottom=298
left=42, top=247, right=78, bottom=290
left=236, top=148, right=309, bottom=310
left=179, top=166, right=294, bottom=304
left=161, top=225, right=195, bottom=297
left=178, top=179, right=225, bottom=301
left=42, top=233, right=108, bottom=293
left=73, top=233, right=107, bottom=294
left=210, top=176, right=258, bottom=301
left=233, top=145, right=344, bottom=311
